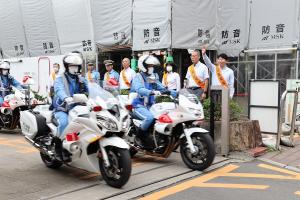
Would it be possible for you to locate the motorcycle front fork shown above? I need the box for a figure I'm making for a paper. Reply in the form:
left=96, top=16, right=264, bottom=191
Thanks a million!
left=182, top=124, right=198, bottom=155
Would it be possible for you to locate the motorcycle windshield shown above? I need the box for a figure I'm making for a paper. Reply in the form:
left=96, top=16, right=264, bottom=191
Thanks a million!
left=88, top=83, right=116, bottom=102
left=179, top=89, right=200, bottom=104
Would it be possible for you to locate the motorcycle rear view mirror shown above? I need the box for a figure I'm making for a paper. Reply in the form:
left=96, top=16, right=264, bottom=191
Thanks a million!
left=22, top=75, right=35, bottom=86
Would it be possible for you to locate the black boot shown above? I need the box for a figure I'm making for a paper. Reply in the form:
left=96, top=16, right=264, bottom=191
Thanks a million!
left=54, top=137, right=71, bottom=162
left=135, top=128, right=155, bottom=150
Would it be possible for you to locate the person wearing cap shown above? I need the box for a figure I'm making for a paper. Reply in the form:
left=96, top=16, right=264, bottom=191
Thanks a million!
left=120, top=58, right=136, bottom=94
left=103, top=60, right=120, bottom=87
left=0, top=61, right=23, bottom=105
left=85, top=62, right=100, bottom=85
left=48, top=63, right=60, bottom=101
left=162, top=62, right=181, bottom=92
left=202, top=48, right=234, bottom=98
left=185, top=50, right=209, bottom=100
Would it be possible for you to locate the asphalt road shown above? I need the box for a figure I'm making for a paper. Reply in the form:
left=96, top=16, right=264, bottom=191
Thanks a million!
left=1, top=131, right=299, bottom=200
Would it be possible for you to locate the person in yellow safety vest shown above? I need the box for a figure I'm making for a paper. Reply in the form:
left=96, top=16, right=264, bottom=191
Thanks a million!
left=202, top=48, right=234, bottom=98
left=119, top=58, right=136, bottom=93
left=85, top=62, right=100, bottom=85
left=185, top=50, right=209, bottom=100
left=48, top=63, right=60, bottom=99
left=162, top=62, right=181, bottom=92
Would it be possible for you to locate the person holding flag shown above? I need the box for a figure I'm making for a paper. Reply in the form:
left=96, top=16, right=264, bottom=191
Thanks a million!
left=103, top=60, right=120, bottom=88
left=202, top=48, right=234, bottom=98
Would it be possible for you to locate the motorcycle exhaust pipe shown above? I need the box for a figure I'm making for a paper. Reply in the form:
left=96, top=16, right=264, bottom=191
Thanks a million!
left=1, top=107, right=11, bottom=115
left=24, top=136, right=53, bottom=156
left=155, top=123, right=172, bottom=135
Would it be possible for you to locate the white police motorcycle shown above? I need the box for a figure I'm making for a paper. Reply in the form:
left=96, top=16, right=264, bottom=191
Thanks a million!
left=20, top=83, right=132, bottom=188
left=126, top=89, right=215, bottom=171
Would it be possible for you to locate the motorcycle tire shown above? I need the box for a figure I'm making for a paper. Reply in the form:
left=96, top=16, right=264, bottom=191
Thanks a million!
left=180, top=133, right=215, bottom=171
left=40, top=152, right=63, bottom=169
left=99, top=147, right=132, bottom=188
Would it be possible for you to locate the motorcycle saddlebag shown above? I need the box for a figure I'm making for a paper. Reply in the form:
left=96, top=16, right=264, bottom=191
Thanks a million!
left=20, top=110, right=50, bottom=140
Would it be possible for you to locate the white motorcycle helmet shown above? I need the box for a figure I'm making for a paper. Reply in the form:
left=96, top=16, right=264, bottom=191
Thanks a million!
left=138, top=55, right=160, bottom=75
left=63, top=52, right=83, bottom=75
left=0, top=61, right=11, bottom=75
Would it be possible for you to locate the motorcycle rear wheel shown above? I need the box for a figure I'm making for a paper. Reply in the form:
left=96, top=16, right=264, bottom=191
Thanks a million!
left=99, top=147, right=132, bottom=188
left=40, top=152, right=63, bottom=169
left=180, top=133, right=215, bottom=171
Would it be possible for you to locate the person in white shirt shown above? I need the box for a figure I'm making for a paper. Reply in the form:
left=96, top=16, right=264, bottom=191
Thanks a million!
left=202, top=48, right=235, bottom=98
left=120, top=58, right=136, bottom=92
left=185, top=50, right=209, bottom=100
left=48, top=63, right=60, bottom=99
left=162, top=62, right=181, bottom=92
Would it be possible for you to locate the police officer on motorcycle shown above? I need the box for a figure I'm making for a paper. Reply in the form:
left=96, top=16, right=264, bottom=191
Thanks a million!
left=0, top=61, right=23, bottom=105
left=130, top=55, right=177, bottom=150
left=53, top=52, right=88, bottom=137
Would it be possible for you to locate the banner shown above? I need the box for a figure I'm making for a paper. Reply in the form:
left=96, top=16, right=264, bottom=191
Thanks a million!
left=52, top=0, right=95, bottom=54
left=216, top=0, right=250, bottom=56
left=91, top=0, right=131, bottom=48
left=132, top=0, right=171, bottom=51
left=172, top=0, right=217, bottom=49
left=0, top=0, right=29, bottom=58
left=20, top=0, right=60, bottom=56
left=249, top=0, right=299, bottom=49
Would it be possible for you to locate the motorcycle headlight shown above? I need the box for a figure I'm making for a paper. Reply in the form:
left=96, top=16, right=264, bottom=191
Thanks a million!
left=188, top=108, right=204, bottom=119
left=96, top=115, right=118, bottom=131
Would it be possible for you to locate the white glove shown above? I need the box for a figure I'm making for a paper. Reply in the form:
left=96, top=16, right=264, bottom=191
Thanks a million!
left=64, top=97, right=73, bottom=104
left=152, top=91, right=161, bottom=96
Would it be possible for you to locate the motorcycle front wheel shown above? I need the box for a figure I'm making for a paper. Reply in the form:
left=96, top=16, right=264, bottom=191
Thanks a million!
left=99, top=146, right=132, bottom=188
left=180, top=133, right=215, bottom=171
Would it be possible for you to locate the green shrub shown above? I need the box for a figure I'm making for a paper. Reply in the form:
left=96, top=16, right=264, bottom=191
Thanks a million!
left=203, top=98, right=243, bottom=121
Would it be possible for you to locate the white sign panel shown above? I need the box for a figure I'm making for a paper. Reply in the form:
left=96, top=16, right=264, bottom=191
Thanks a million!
left=91, top=0, right=131, bottom=47
left=172, top=0, right=217, bottom=49
left=132, top=0, right=171, bottom=51
left=249, top=0, right=299, bottom=49
left=249, top=80, right=280, bottom=133
left=20, top=0, right=60, bottom=56
left=0, top=0, right=29, bottom=58
left=52, top=0, right=95, bottom=54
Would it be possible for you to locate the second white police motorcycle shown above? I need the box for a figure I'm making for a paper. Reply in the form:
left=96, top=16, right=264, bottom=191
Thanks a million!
left=126, top=89, right=216, bottom=171
left=20, top=83, right=132, bottom=188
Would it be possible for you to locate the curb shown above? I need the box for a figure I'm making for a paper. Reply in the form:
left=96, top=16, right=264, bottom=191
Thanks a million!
left=257, top=157, right=300, bottom=173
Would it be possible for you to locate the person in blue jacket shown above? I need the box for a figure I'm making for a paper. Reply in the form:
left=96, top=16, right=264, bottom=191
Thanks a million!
left=52, top=52, right=88, bottom=137
left=0, top=61, right=23, bottom=105
left=131, top=55, right=177, bottom=149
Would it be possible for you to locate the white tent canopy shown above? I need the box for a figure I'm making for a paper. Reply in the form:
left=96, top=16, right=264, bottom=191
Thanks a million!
left=248, top=0, right=299, bottom=49
left=52, top=0, right=95, bottom=55
left=216, top=0, right=250, bottom=57
left=0, top=0, right=299, bottom=58
left=91, top=0, right=132, bottom=48
left=20, top=0, right=60, bottom=56
left=132, top=0, right=171, bottom=51
left=0, top=0, right=29, bottom=58
left=172, top=0, right=217, bottom=50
